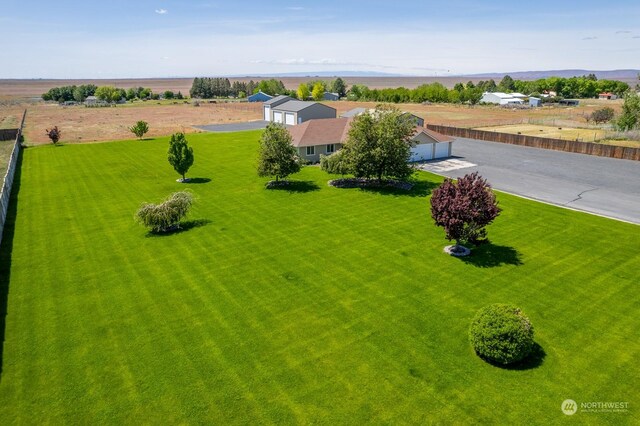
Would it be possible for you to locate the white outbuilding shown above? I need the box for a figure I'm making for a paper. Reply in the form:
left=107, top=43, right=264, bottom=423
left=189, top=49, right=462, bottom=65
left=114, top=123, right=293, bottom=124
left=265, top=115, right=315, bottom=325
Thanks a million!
left=481, top=92, right=525, bottom=105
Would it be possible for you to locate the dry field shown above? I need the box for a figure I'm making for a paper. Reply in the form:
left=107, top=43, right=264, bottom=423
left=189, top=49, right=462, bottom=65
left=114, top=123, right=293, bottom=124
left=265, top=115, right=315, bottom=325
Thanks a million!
left=1, top=98, right=624, bottom=145
left=475, top=124, right=607, bottom=142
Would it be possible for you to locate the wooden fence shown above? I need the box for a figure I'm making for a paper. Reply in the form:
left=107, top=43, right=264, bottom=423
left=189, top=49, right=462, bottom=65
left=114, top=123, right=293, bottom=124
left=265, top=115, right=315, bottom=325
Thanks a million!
left=426, top=124, right=640, bottom=161
left=0, top=110, right=26, bottom=245
left=0, top=129, right=19, bottom=141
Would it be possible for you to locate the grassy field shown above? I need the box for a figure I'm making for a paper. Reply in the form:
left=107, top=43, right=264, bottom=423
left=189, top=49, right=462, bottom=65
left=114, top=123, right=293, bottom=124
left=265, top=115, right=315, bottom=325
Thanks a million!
left=0, top=131, right=638, bottom=423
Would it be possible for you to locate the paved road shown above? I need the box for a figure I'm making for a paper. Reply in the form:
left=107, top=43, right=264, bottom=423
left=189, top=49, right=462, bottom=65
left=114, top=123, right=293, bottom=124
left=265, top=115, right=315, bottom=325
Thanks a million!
left=195, top=121, right=268, bottom=132
left=420, top=138, right=640, bottom=224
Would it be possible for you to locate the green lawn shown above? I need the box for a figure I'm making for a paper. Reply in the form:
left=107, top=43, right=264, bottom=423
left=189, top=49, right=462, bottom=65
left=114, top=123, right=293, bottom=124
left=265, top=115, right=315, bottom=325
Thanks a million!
left=0, top=131, right=638, bottom=424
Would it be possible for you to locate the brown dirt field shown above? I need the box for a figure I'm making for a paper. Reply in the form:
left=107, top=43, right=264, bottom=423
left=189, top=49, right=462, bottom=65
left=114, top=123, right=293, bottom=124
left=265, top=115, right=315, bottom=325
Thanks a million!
left=20, top=101, right=263, bottom=144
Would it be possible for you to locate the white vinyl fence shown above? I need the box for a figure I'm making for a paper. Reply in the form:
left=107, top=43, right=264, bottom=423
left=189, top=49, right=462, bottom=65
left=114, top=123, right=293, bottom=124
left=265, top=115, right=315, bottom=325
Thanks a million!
left=0, top=110, right=26, bottom=245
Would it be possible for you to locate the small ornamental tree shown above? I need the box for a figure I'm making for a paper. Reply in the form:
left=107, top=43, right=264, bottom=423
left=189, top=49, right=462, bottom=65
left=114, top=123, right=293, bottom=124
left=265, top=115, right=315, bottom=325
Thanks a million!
left=129, top=120, right=149, bottom=139
left=430, top=172, right=501, bottom=250
left=167, top=133, right=194, bottom=182
left=469, top=304, right=535, bottom=365
left=135, top=191, right=194, bottom=233
left=46, top=126, right=61, bottom=144
left=588, top=107, right=614, bottom=124
left=257, top=123, right=301, bottom=183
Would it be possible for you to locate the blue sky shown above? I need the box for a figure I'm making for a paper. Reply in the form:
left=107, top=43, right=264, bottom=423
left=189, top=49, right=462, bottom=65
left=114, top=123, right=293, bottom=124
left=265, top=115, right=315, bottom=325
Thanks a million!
left=2, top=0, right=640, bottom=78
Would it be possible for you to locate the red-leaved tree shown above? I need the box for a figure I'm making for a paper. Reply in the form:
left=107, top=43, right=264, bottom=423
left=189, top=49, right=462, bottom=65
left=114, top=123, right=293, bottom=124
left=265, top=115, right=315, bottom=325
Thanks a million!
left=46, top=126, right=61, bottom=144
left=430, top=172, right=501, bottom=248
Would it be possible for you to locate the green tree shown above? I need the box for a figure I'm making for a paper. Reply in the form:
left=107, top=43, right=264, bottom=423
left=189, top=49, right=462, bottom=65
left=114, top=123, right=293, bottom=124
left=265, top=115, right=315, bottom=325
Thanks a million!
left=95, top=86, right=121, bottom=103
left=164, top=90, right=175, bottom=99
left=616, top=91, right=640, bottom=131
left=297, top=83, right=310, bottom=100
left=498, top=75, right=516, bottom=92
left=341, top=105, right=415, bottom=181
left=167, top=133, right=195, bottom=181
left=129, top=121, right=149, bottom=139
left=135, top=191, right=194, bottom=233
left=257, top=123, right=301, bottom=182
left=331, top=77, right=347, bottom=98
left=311, top=82, right=325, bottom=101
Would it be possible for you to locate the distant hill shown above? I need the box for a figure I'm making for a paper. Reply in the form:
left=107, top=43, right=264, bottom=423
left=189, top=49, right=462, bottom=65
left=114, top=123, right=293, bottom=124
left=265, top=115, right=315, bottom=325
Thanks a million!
left=233, top=71, right=404, bottom=78
left=464, top=69, right=640, bottom=82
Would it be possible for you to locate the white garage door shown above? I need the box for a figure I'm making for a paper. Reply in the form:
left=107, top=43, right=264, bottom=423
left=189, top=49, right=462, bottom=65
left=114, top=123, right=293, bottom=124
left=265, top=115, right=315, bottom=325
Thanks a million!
left=410, top=143, right=433, bottom=162
left=273, top=111, right=283, bottom=123
left=264, top=106, right=270, bottom=121
left=285, top=113, right=295, bottom=125
left=434, top=142, right=450, bottom=159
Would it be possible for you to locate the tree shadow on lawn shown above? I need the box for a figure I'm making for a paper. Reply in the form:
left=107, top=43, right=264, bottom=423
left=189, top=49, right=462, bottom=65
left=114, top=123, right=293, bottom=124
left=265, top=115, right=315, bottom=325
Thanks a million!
left=144, top=219, right=212, bottom=238
left=0, top=149, right=23, bottom=381
left=461, top=242, right=523, bottom=268
left=181, top=177, right=211, bottom=184
left=266, top=180, right=320, bottom=193
left=482, top=343, right=547, bottom=371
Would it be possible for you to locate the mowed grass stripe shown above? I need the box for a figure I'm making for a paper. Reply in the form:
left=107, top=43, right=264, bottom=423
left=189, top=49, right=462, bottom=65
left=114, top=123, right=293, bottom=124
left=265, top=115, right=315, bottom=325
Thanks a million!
left=0, top=132, right=638, bottom=424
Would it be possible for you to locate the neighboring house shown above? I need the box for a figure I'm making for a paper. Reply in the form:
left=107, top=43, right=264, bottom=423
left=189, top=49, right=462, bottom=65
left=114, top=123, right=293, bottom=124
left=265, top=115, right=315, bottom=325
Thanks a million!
left=288, top=117, right=453, bottom=163
left=481, top=92, right=524, bottom=105
left=529, top=97, right=542, bottom=107
left=248, top=91, right=273, bottom=103
left=270, top=100, right=337, bottom=125
left=340, top=108, right=424, bottom=126
left=510, top=92, right=527, bottom=99
left=598, top=92, right=618, bottom=100
left=322, top=92, right=340, bottom=101
left=263, top=95, right=293, bottom=121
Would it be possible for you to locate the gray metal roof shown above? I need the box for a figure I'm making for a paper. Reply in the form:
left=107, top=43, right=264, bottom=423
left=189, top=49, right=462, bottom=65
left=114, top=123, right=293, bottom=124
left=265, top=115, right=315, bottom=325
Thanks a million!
left=273, top=100, right=330, bottom=112
left=263, top=95, right=292, bottom=106
left=340, top=107, right=366, bottom=117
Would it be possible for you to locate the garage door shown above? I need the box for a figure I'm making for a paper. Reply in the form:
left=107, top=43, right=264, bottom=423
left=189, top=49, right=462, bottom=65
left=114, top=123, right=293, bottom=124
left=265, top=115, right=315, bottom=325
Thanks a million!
left=273, top=111, right=283, bottom=123
left=264, top=106, right=270, bottom=121
left=434, top=142, right=450, bottom=159
left=285, top=113, right=295, bottom=125
left=410, top=143, right=433, bottom=162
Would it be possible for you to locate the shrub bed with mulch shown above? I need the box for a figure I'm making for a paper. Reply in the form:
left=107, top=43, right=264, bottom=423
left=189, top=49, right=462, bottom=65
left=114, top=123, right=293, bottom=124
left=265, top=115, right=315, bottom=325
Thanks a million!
left=328, top=178, right=413, bottom=191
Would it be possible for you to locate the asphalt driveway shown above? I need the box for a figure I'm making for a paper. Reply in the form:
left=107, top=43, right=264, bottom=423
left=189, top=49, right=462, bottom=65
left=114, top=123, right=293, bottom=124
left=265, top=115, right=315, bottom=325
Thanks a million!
left=194, top=120, right=268, bottom=132
left=419, top=137, right=640, bottom=224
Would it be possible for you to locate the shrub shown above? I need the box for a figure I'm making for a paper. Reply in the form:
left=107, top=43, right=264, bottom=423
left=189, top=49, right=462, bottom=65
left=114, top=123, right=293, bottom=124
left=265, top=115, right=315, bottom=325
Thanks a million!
left=588, top=107, right=615, bottom=124
left=469, top=304, right=534, bottom=365
left=129, top=120, right=149, bottom=139
left=320, top=150, right=350, bottom=176
left=45, top=126, right=61, bottom=144
left=135, top=191, right=194, bottom=233
left=257, top=123, right=301, bottom=182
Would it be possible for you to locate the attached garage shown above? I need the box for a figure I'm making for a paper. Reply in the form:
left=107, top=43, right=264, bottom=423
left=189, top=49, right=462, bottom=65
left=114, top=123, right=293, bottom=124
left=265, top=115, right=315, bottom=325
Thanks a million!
left=273, top=111, right=283, bottom=123
left=410, top=144, right=433, bottom=161
left=434, top=142, right=451, bottom=158
left=409, top=128, right=455, bottom=162
left=285, top=113, right=295, bottom=125
left=262, top=95, right=293, bottom=122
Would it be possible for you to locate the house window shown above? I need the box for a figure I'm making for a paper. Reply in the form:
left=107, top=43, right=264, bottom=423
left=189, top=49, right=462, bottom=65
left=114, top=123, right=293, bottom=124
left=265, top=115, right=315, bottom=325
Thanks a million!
left=326, top=144, right=335, bottom=153
left=306, top=146, right=315, bottom=156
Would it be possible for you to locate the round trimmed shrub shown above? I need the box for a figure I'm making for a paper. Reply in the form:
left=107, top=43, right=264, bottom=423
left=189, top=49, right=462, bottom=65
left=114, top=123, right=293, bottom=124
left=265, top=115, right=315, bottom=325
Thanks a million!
left=469, top=304, right=534, bottom=365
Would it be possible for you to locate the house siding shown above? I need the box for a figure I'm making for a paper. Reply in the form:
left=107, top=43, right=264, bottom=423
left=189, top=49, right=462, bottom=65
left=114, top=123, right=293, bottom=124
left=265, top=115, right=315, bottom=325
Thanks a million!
left=298, top=143, right=343, bottom=163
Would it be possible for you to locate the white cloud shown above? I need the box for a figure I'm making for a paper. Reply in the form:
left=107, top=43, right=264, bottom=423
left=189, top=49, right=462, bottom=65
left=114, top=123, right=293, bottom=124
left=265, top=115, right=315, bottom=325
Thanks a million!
left=615, top=30, right=631, bottom=34
left=155, top=9, right=168, bottom=15
left=582, top=36, right=597, bottom=40
left=285, top=6, right=304, bottom=11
